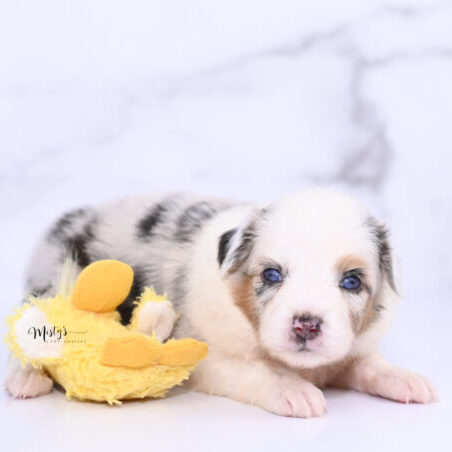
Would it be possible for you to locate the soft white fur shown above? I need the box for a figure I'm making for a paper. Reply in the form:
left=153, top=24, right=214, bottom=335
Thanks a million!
left=4, top=189, right=437, bottom=414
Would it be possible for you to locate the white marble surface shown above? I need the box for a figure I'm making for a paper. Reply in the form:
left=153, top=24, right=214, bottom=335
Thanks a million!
left=1, top=1, right=451, bottom=451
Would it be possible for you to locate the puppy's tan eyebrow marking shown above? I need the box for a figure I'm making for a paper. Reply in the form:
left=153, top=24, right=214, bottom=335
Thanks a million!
left=335, top=255, right=368, bottom=274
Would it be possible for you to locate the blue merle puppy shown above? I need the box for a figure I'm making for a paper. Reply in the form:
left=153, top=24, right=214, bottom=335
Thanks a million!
left=4, top=189, right=437, bottom=416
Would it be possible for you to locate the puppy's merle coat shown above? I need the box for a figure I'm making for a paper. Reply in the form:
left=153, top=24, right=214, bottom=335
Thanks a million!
left=5, top=190, right=437, bottom=416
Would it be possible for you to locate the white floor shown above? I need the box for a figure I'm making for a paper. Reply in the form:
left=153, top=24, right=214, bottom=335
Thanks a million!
left=1, top=385, right=449, bottom=452
left=1, top=299, right=450, bottom=452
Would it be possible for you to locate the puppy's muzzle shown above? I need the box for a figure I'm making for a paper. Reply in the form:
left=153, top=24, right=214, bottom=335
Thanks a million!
left=292, top=315, right=322, bottom=343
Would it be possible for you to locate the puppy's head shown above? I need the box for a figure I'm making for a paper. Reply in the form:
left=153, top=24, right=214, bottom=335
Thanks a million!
left=218, top=189, right=397, bottom=369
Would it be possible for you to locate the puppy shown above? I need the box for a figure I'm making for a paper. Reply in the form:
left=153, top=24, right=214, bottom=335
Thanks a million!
left=4, top=189, right=437, bottom=416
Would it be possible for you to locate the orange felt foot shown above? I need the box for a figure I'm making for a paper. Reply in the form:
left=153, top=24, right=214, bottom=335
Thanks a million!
left=159, top=339, right=208, bottom=366
left=100, top=334, right=164, bottom=368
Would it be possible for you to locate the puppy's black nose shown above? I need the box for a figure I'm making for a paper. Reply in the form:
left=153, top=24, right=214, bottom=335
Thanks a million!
left=292, top=315, right=322, bottom=341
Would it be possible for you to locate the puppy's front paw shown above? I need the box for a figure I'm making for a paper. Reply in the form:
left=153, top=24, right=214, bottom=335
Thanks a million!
left=367, top=368, right=438, bottom=404
left=4, top=368, right=53, bottom=399
left=263, top=378, right=327, bottom=418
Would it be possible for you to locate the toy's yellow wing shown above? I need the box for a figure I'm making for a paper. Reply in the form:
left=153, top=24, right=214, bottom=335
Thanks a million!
left=72, top=260, right=133, bottom=313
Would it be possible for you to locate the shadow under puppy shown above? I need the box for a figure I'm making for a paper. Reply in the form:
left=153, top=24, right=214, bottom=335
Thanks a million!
left=5, top=189, right=437, bottom=416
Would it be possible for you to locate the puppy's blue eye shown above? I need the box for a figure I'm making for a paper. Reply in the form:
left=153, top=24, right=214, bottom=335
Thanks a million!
left=262, top=268, right=283, bottom=283
left=340, top=275, right=361, bottom=290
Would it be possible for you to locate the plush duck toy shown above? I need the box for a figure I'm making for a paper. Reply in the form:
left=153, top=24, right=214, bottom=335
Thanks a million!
left=5, top=260, right=208, bottom=404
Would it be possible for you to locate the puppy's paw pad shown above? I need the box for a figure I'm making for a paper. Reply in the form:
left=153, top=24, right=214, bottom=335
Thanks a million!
left=4, top=370, right=53, bottom=399
left=264, top=379, right=327, bottom=418
left=371, top=370, right=437, bottom=404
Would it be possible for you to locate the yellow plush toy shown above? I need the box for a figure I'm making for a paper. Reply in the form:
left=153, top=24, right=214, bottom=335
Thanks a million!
left=5, top=260, right=208, bottom=404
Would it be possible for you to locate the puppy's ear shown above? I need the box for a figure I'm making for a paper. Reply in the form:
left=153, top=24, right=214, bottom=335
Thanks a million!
left=367, top=217, right=397, bottom=293
left=218, top=209, right=264, bottom=275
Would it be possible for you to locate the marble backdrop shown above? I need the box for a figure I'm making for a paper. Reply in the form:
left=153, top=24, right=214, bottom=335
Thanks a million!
left=1, top=0, right=451, bottom=368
